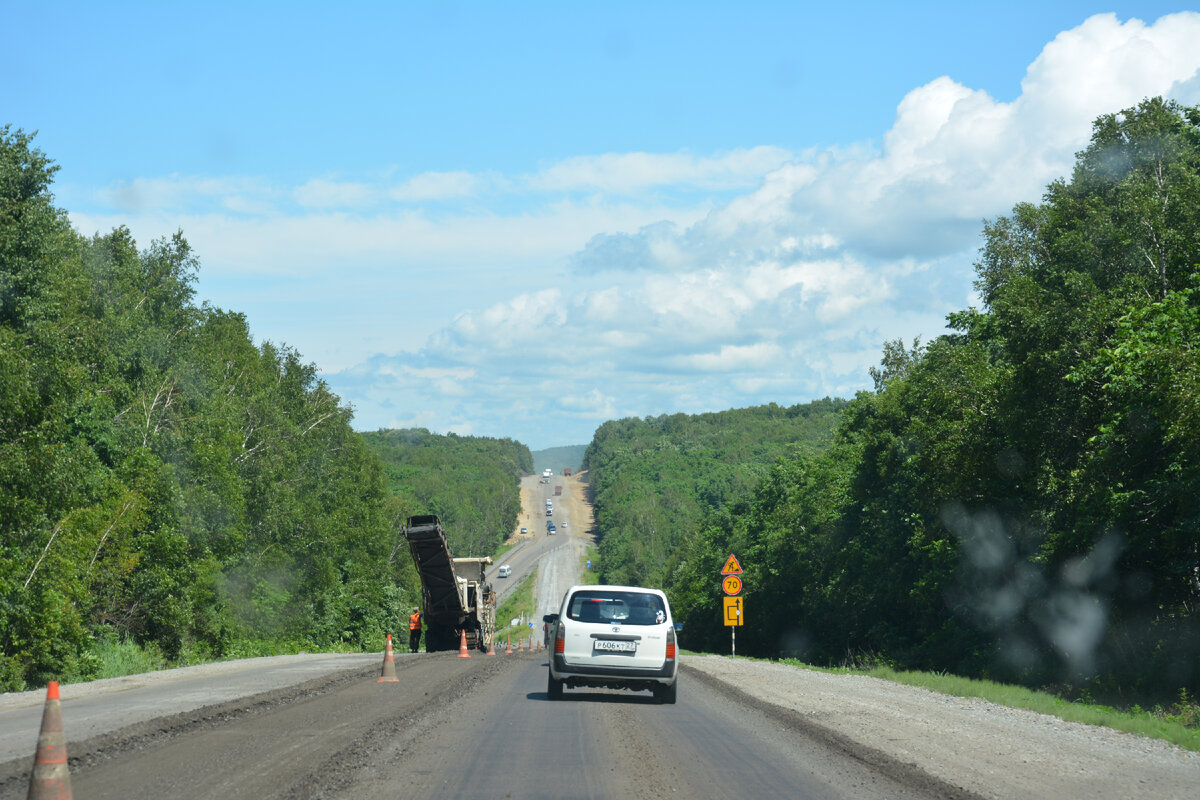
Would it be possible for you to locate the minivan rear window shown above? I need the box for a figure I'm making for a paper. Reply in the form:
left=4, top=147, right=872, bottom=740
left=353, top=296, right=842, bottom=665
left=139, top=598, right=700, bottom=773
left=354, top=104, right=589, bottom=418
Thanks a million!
left=567, top=590, right=667, bottom=626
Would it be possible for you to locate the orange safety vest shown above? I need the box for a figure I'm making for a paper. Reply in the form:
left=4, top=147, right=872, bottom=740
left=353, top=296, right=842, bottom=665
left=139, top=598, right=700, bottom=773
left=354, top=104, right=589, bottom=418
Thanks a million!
left=409, top=612, right=421, bottom=631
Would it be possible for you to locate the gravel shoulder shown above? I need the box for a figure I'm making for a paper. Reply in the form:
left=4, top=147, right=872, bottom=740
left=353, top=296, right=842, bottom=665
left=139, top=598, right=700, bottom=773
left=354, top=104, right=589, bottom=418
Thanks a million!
left=684, top=655, right=1200, bottom=800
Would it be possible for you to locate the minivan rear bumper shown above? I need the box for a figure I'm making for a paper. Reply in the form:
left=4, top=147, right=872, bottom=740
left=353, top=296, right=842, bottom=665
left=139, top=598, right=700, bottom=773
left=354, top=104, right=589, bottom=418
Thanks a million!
left=552, top=653, right=676, bottom=680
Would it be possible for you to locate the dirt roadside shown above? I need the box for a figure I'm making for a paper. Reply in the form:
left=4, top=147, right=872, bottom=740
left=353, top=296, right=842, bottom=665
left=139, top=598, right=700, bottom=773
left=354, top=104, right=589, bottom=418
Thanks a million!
left=0, top=653, right=514, bottom=800
left=684, top=655, right=1199, bottom=799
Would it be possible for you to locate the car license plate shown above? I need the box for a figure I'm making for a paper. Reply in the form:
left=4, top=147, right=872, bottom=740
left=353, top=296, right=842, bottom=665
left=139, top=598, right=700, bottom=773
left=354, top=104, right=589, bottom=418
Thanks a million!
left=594, top=640, right=636, bottom=653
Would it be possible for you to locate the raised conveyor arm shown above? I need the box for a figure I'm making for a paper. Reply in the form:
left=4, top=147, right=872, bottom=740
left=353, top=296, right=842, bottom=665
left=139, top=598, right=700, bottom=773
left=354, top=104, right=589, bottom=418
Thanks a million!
left=403, top=515, right=464, bottom=624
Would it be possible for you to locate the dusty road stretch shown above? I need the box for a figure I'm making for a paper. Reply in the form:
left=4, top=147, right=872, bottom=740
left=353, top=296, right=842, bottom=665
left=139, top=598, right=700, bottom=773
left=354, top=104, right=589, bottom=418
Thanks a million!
left=2, top=649, right=1197, bottom=800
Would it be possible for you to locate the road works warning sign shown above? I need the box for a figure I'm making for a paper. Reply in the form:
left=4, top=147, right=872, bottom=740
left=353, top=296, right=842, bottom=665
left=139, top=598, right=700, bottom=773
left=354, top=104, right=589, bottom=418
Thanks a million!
left=720, top=554, right=743, bottom=575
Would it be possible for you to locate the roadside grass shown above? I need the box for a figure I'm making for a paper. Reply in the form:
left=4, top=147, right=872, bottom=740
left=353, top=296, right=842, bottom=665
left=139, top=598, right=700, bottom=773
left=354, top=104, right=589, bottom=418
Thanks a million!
left=73, top=633, right=166, bottom=681
left=494, top=572, right=539, bottom=646
left=707, top=653, right=1200, bottom=752
left=58, top=634, right=310, bottom=687
left=579, top=543, right=600, bottom=585
left=492, top=540, right=518, bottom=561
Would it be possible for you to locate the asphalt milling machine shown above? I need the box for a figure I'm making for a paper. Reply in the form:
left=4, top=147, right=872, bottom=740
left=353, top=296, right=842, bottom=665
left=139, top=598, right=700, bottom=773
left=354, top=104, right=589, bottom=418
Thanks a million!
left=403, top=515, right=496, bottom=652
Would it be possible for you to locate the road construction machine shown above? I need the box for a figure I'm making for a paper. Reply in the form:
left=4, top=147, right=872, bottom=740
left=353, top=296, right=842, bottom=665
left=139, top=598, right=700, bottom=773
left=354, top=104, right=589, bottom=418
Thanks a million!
left=403, top=515, right=496, bottom=652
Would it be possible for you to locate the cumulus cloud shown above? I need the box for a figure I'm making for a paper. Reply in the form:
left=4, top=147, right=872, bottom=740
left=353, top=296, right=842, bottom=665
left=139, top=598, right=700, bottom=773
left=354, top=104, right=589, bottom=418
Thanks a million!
left=329, top=12, right=1200, bottom=445
left=678, top=342, right=786, bottom=372
left=575, top=12, right=1200, bottom=272
left=70, top=12, right=1200, bottom=447
left=527, top=146, right=794, bottom=194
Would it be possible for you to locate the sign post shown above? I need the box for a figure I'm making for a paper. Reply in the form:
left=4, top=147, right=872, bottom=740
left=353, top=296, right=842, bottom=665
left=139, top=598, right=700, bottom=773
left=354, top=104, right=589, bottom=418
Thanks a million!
left=720, top=554, right=744, bottom=656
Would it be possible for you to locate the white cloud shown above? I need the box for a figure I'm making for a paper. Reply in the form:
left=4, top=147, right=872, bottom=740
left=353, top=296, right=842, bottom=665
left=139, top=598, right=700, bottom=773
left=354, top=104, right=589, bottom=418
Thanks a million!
left=389, top=171, right=483, bottom=202
left=439, top=289, right=567, bottom=349
left=560, top=389, right=617, bottom=418
left=636, top=15, right=1200, bottom=278
left=293, top=178, right=377, bottom=209
left=330, top=11, right=1200, bottom=445
left=679, top=342, right=786, bottom=372
left=67, top=12, right=1200, bottom=448
left=94, top=175, right=275, bottom=215
left=71, top=196, right=709, bottom=284
left=527, top=146, right=794, bottom=194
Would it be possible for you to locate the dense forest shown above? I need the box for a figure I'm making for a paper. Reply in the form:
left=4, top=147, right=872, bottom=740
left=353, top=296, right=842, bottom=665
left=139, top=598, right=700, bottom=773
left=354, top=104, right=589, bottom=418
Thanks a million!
left=663, top=98, right=1199, bottom=702
left=0, top=128, right=526, bottom=690
left=582, top=399, right=848, bottom=588
left=361, top=428, right=530, bottom=557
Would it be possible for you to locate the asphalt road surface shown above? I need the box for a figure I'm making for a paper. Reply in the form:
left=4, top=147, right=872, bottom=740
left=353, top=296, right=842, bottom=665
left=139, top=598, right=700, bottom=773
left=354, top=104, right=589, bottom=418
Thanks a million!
left=0, top=651, right=961, bottom=800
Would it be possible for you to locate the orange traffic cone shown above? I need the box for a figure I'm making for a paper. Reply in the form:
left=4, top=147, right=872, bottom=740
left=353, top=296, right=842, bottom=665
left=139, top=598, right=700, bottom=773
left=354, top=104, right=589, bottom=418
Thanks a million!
left=458, top=630, right=471, bottom=658
left=378, top=634, right=399, bottom=683
left=517, top=637, right=524, bottom=652
left=28, top=681, right=72, bottom=800
left=505, top=634, right=512, bottom=655
left=487, top=637, right=496, bottom=656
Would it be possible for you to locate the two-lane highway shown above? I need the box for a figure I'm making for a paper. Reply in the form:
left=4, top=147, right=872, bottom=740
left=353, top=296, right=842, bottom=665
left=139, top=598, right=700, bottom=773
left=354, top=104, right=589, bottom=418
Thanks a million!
left=490, top=471, right=591, bottom=613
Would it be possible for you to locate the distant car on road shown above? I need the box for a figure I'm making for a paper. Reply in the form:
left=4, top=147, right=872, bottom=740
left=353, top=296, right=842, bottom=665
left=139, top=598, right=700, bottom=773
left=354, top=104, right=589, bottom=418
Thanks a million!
left=520, top=527, right=527, bottom=534
left=547, top=522, right=556, bottom=534
left=545, top=584, right=679, bottom=703
left=498, top=565, right=512, bottom=578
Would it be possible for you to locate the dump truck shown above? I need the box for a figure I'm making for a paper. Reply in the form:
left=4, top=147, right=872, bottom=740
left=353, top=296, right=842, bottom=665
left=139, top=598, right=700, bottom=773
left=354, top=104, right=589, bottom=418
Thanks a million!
left=554, top=485, right=562, bottom=496
left=403, top=514, right=496, bottom=652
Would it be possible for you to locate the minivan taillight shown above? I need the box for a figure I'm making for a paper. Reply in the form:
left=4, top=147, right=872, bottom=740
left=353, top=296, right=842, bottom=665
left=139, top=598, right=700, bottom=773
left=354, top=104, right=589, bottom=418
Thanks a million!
left=666, top=626, right=676, bottom=661
left=554, top=623, right=565, bottom=654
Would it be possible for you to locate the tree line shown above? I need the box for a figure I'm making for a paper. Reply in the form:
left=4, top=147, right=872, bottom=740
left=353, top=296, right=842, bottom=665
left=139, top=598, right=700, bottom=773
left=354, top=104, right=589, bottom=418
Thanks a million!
left=592, top=99, right=1199, bottom=703
left=582, top=399, right=847, bottom=589
left=0, top=127, right=526, bottom=690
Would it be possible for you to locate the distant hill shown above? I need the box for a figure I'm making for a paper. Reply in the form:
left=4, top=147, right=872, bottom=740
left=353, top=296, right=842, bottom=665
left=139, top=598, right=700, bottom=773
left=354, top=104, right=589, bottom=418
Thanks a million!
left=533, top=444, right=588, bottom=476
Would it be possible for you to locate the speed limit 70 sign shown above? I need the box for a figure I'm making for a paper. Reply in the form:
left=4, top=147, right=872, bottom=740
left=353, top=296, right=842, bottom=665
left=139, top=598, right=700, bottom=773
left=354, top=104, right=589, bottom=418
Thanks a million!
left=720, top=554, right=745, bottom=649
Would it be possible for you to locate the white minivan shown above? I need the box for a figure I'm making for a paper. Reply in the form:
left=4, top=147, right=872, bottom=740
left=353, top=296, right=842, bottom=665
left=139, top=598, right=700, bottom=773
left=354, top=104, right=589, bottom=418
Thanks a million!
left=544, top=584, right=679, bottom=703
left=497, top=565, right=512, bottom=578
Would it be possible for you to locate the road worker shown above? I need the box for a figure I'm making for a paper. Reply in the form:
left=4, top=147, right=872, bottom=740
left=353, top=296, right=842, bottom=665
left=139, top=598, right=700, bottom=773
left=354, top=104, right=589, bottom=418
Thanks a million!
left=408, top=607, right=422, bottom=652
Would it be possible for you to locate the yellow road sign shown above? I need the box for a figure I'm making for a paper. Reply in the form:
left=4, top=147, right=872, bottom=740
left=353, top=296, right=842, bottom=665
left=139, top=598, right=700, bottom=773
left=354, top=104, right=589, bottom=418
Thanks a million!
left=721, top=554, right=743, bottom=575
left=722, top=574, right=743, bottom=595
left=723, top=596, right=743, bottom=626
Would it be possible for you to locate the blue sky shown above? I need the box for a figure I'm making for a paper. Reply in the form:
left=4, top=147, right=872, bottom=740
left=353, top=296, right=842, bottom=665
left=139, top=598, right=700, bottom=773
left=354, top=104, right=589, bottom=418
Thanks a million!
left=5, top=2, right=1200, bottom=448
